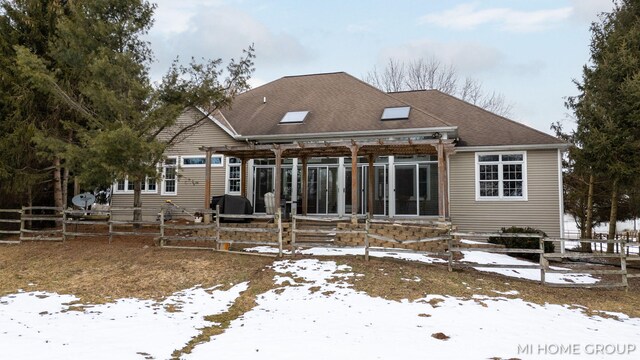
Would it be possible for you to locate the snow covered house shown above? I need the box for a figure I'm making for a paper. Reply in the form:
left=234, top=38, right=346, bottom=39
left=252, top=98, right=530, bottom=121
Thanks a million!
left=110, top=72, right=568, bottom=236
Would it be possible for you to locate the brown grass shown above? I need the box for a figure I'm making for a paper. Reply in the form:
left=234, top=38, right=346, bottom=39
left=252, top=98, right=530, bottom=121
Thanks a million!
left=1, top=238, right=639, bottom=358
left=0, top=237, right=273, bottom=304
left=171, top=265, right=277, bottom=359
left=335, top=257, right=640, bottom=319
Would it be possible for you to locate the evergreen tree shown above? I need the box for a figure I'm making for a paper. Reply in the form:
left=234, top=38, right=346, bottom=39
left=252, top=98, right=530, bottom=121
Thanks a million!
left=9, top=0, right=254, bottom=221
left=568, top=0, right=640, bottom=251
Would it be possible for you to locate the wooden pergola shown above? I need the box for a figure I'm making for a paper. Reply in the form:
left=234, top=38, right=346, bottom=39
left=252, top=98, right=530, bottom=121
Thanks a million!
left=201, top=138, right=456, bottom=222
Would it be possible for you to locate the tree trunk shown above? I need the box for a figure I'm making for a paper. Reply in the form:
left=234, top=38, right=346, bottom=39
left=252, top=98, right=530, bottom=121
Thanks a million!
left=133, top=180, right=142, bottom=229
left=62, top=165, right=69, bottom=208
left=74, top=177, right=80, bottom=197
left=27, top=186, right=33, bottom=229
left=607, top=178, right=618, bottom=253
left=582, top=173, right=595, bottom=252
left=53, top=157, right=63, bottom=209
left=53, top=157, right=64, bottom=226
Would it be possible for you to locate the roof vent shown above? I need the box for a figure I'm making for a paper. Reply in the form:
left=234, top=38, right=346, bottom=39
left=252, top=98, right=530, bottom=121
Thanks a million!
left=381, top=106, right=410, bottom=120
left=280, top=111, right=309, bottom=124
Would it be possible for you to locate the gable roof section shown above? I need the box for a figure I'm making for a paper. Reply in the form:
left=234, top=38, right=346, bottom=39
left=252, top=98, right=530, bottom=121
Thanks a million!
left=220, top=72, right=452, bottom=138
left=194, top=107, right=239, bottom=138
left=389, top=90, right=565, bottom=147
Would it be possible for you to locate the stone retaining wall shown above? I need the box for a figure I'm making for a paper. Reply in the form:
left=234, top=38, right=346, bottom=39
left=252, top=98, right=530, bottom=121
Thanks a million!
left=336, top=223, right=453, bottom=252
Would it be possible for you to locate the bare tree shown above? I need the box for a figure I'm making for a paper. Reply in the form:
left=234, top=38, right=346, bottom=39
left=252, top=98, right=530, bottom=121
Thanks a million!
left=406, top=57, right=458, bottom=94
left=459, top=78, right=513, bottom=116
left=364, top=57, right=513, bottom=117
left=365, top=59, right=405, bottom=92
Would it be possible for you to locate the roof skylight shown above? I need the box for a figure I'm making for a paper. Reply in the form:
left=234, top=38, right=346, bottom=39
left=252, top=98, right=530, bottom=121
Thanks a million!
left=280, top=111, right=309, bottom=124
left=381, top=106, right=410, bottom=120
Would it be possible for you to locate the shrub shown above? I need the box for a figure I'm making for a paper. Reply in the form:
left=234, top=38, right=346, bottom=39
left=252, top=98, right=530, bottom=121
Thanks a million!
left=488, top=226, right=553, bottom=261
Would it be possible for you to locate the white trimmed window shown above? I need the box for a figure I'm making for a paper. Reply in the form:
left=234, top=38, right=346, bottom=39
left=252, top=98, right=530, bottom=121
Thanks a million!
left=226, top=157, right=242, bottom=194
left=181, top=155, right=223, bottom=168
left=475, top=152, right=527, bottom=200
left=162, top=157, right=178, bottom=195
left=113, top=177, right=157, bottom=194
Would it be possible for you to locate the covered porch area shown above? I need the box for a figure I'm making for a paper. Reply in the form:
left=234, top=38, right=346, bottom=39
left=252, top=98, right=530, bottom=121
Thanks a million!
left=201, top=138, right=456, bottom=222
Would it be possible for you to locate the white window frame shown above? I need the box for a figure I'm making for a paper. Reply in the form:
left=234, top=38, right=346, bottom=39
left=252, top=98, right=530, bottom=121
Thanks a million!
left=113, top=177, right=158, bottom=194
left=475, top=151, right=528, bottom=201
left=161, top=157, right=178, bottom=196
left=180, top=154, right=223, bottom=168
left=225, top=157, right=242, bottom=195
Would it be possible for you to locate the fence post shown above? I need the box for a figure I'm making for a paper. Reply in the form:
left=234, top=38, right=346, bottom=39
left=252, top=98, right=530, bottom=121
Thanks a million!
left=291, top=208, right=297, bottom=256
left=19, top=206, right=25, bottom=242
left=364, top=213, right=370, bottom=261
left=108, top=209, right=113, bottom=244
left=215, top=204, right=221, bottom=251
left=539, top=237, right=546, bottom=285
left=620, top=239, right=628, bottom=291
left=159, top=207, right=165, bottom=247
left=62, top=210, right=67, bottom=242
left=277, top=208, right=283, bottom=258
left=447, top=233, right=453, bottom=272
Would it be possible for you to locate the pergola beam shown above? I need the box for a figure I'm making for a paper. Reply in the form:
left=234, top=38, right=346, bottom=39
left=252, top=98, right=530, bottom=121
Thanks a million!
left=202, top=138, right=454, bottom=155
left=201, top=138, right=456, bottom=220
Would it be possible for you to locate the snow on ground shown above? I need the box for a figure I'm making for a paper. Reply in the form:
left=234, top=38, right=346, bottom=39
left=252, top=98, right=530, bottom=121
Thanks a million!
left=0, top=283, right=248, bottom=360
left=245, top=245, right=447, bottom=264
left=245, top=246, right=599, bottom=284
left=186, top=259, right=639, bottom=360
left=459, top=251, right=599, bottom=284
left=564, top=241, right=640, bottom=255
left=460, top=239, right=487, bottom=245
left=2, top=260, right=638, bottom=359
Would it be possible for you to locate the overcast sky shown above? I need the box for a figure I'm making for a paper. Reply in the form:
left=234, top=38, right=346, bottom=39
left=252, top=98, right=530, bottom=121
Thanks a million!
left=146, top=0, right=616, bottom=135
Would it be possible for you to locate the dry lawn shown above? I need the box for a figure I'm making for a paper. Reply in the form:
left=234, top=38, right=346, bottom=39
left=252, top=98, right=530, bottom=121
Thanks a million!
left=339, top=257, right=640, bottom=319
left=0, top=237, right=272, bottom=304
left=1, top=238, right=638, bottom=321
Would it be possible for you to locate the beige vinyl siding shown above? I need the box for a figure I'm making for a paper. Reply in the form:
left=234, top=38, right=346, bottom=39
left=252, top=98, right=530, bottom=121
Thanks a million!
left=449, top=149, right=561, bottom=237
left=111, top=108, right=242, bottom=219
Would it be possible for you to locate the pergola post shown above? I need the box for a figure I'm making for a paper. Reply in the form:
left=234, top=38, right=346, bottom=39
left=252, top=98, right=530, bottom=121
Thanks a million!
left=437, top=143, right=449, bottom=220
left=367, top=154, right=375, bottom=217
left=350, top=144, right=359, bottom=224
left=301, top=156, right=308, bottom=215
left=240, top=157, right=247, bottom=198
left=273, top=147, right=283, bottom=212
left=204, top=149, right=212, bottom=224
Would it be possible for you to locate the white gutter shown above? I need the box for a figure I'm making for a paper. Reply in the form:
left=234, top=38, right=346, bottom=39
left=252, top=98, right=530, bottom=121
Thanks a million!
left=195, top=107, right=239, bottom=138
left=455, top=143, right=572, bottom=152
left=236, top=126, right=458, bottom=142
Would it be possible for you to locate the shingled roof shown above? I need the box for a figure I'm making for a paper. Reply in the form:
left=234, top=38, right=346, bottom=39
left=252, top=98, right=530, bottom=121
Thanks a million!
left=219, top=71, right=565, bottom=148
left=389, top=89, right=564, bottom=147
left=219, top=72, right=452, bottom=137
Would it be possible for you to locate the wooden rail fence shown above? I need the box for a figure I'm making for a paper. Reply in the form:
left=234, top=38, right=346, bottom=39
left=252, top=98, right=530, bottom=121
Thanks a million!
left=1, top=206, right=639, bottom=288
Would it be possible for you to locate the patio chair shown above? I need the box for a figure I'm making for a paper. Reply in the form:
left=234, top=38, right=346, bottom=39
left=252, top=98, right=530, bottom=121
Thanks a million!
left=264, top=192, right=275, bottom=215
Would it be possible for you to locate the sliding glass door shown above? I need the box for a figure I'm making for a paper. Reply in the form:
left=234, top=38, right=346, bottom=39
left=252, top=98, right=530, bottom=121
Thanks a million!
left=253, top=167, right=274, bottom=213
left=307, top=166, right=338, bottom=214
left=394, top=162, right=438, bottom=216
left=345, top=165, right=388, bottom=216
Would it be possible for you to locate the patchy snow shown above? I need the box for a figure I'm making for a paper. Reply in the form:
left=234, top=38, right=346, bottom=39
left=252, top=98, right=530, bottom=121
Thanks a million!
left=245, top=246, right=600, bottom=284
left=460, top=239, right=488, bottom=245
left=186, top=259, right=639, bottom=360
left=245, top=246, right=447, bottom=264
left=564, top=240, right=640, bottom=255
left=0, top=283, right=248, bottom=360
left=492, top=289, right=520, bottom=296
left=2, top=260, right=638, bottom=359
left=460, top=251, right=599, bottom=284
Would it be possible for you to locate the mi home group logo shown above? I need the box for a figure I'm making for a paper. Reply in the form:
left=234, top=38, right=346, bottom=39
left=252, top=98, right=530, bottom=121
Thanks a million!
left=518, top=343, right=637, bottom=356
